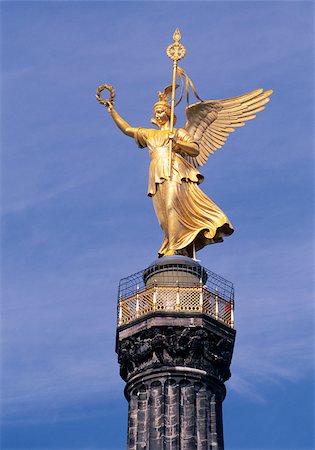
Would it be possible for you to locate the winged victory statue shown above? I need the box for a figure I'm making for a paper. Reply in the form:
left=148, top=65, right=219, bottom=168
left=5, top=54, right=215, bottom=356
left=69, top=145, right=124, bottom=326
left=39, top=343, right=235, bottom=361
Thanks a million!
left=96, top=29, right=272, bottom=259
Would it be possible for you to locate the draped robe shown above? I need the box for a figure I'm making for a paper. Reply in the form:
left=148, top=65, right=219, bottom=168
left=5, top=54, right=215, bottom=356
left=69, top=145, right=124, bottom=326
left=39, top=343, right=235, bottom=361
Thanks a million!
left=135, top=127, right=233, bottom=256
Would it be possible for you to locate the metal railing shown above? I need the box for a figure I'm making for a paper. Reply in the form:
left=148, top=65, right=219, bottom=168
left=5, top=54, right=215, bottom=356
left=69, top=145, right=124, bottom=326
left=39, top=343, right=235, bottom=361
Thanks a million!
left=117, top=265, right=234, bottom=328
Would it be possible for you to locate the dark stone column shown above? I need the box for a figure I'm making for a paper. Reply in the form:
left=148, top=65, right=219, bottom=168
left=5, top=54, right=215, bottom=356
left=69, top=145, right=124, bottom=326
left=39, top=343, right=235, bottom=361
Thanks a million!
left=164, top=379, right=179, bottom=449
left=116, top=313, right=235, bottom=449
left=127, top=390, right=138, bottom=450
left=149, top=381, right=164, bottom=449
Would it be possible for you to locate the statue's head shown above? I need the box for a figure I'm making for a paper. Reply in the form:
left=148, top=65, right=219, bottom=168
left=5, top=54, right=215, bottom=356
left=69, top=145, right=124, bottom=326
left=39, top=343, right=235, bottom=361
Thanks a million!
left=151, top=100, right=177, bottom=128
left=151, top=85, right=177, bottom=128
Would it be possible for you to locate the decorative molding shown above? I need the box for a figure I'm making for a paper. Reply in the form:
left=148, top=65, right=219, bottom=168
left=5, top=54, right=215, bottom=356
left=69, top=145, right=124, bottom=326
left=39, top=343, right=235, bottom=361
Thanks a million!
left=117, top=325, right=234, bottom=383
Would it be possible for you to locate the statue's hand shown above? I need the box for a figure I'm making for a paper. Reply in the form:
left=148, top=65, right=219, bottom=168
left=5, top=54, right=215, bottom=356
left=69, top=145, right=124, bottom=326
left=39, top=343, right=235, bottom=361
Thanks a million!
left=107, top=101, right=114, bottom=113
left=169, top=131, right=181, bottom=152
left=168, top=132, right=176, bottom=141
left=168, top=130, right=178, bottom=142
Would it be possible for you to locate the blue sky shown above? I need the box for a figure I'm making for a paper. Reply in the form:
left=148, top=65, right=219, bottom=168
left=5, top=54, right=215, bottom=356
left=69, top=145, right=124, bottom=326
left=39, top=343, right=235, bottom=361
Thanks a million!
left=1, top=1, right=314, bottom=449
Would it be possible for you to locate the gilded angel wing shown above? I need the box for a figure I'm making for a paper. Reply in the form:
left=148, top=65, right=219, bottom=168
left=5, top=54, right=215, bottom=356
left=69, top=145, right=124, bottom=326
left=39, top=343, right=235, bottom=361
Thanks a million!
left=184, top=88, right=273, bottom=168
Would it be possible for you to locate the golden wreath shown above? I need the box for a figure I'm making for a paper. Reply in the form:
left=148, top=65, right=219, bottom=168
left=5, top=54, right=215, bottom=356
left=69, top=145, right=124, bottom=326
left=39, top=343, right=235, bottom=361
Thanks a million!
left=96, top=84, right=115, bottom=108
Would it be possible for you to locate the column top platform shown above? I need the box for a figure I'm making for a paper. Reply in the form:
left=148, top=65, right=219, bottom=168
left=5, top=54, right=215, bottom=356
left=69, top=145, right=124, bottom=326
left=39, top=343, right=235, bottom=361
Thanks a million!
left=117, top=257, right=235, bottom=329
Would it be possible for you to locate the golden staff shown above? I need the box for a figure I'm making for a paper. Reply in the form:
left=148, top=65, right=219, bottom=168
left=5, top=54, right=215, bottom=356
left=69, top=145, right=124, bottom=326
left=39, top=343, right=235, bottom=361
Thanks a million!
left=166, top=28, right=186, bottom=179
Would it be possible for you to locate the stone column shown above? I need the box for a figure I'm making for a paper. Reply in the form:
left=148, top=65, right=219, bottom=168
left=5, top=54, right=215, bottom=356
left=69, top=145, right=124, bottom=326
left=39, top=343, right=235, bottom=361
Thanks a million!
left=117, top=313, right=235, bottom=449
left=116, top=257, right=235, bottom=449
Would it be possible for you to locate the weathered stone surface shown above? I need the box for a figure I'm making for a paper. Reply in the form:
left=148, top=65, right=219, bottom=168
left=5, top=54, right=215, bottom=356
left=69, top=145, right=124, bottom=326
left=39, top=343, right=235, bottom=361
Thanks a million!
left=116, top=313, right=235, bottom=449
left=124, top=375, right=227, bottom=450
left=117, top=313, right=234, bottom=384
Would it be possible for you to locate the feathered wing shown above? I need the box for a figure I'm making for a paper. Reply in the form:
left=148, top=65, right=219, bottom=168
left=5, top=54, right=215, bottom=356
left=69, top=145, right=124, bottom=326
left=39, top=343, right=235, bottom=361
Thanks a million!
left=184, top=88, right=273, bottom=168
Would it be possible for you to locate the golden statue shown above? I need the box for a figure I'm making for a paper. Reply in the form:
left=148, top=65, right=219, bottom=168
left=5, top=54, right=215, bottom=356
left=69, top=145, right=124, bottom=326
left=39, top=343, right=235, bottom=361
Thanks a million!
left=96, top=29, right=272, bottom=258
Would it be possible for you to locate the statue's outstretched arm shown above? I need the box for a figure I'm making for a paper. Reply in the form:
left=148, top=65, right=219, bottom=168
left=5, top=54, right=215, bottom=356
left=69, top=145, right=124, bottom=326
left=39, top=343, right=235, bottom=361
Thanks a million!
left=109, top=107, right=137, bottom=138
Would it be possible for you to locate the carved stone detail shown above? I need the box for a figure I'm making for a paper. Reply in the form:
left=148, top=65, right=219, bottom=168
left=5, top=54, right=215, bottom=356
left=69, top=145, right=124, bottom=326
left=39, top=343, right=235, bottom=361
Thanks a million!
left=117, top=325, right=234, bottom=383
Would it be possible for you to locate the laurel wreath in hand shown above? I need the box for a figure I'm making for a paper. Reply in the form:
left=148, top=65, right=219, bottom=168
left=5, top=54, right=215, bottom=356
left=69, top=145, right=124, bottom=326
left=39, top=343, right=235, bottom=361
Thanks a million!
left=96, top=84, right=115, bottom=109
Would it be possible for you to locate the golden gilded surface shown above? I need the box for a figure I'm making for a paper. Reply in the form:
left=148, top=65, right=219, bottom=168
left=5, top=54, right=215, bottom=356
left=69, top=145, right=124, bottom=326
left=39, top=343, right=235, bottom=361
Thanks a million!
left=96, top=29, right=272, bottom=258
left=118, top=283, right=234, bottom=328
left=166, top=28, right=186, bottom=61
left=95, top=84, right=115, bottom=107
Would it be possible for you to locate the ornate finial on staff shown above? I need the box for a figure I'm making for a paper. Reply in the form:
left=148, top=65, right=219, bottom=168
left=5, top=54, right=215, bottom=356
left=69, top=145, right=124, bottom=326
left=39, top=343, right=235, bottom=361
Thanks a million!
left=166, top=28, right=186, bottom=62
left=166, top=28, right=186, bottom=179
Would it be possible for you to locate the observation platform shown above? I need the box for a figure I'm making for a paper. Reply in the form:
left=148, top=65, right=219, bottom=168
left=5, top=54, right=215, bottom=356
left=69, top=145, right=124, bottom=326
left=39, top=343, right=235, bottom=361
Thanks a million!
left=117, top=256, right=235, bottom=328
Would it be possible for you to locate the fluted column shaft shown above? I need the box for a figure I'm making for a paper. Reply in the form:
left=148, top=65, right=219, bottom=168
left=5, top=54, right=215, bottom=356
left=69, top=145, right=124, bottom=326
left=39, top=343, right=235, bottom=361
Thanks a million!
left=126, top=373, right=225, bottom=450
left=117, top=313, right=235, bottom=449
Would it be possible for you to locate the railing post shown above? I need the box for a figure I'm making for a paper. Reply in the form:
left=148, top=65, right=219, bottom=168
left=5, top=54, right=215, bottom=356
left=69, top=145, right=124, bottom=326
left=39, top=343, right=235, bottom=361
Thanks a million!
left=136, top=285, right=140, bottom=318
left=199, top=278, right=203, bottom=312
left=215, top=288, right=219, bottom=321
left=230, top=297, right=234, bottom=328
left=176, top=280, right=180, bottom=311
left=118, top=292, right=123, bottom=326
left=153, top=279, right=157, bottom=311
